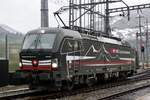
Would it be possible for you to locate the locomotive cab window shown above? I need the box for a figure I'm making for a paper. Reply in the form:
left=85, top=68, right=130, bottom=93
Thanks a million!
left=61, top=39, right=81, bottom=53
left=22, top=33, right=56, bottom=50
left=37, top=34, right=56, bottom=49
left=22, top=34, right=38, bottom=49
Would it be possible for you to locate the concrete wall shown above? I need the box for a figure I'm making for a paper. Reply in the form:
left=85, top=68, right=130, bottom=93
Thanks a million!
left=0, top=60, right=8, bottom=86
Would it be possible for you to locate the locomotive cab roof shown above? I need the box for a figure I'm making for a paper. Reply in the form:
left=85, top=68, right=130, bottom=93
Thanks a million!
left=23, top=27, right=131, bottom=52
left=27, top=27, right=82, bottom=40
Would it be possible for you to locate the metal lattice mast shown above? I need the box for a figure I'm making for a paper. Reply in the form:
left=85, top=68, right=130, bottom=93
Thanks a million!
left=90, top=0, right=95, bottom=31
left=79, top=0, right=82, bottom=28
left=41, top=0, right=49, bottom=27
left=69, top=0, right=74, bottom=29
left=105, top=0, right=110, bottom=36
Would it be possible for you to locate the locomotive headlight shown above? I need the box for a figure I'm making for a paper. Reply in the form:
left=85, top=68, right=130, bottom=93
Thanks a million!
left=52, top=59, right=58, bottom=68
left=19, top=62, right=22, bottom=67
left=52, top=63, right=58, bottom=68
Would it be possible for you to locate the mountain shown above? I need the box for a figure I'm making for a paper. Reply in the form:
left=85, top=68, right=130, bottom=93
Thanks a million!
left=51, top=0, right=68, bottom=6
left=110, top=8, right=150, bottom=43
left=112, top=28, right=138, bottom=48
left=0, top=24, right=24, bottom=44
left=0, top=24, right=20, bottom=34
left=111, top=8, right=150, bottom=30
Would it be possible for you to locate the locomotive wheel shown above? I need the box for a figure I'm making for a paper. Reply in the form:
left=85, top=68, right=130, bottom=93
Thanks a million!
left=119, top=72, right=127, bottom=80
left=28, top=75, right=40, bottom=90
left=127, top=70, right=134, bottom=77
left=62, top=80, right=74, bottom=91
left=29, top=83, right=36, bottom=90
left=97, top=74, right=105, bottom=83
left=29, top=80, right=37, bottom=90
left=86, top=77, right=96, bottom=87
left=67, top=81, right=74, bottom=90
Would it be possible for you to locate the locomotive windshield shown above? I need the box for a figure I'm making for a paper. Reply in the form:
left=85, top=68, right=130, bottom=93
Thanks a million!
left=22, top=33, right=56, bottom=49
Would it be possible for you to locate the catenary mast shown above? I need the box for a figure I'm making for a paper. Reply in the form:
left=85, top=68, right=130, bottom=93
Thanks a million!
left=41, top=0, right=49, bottom=27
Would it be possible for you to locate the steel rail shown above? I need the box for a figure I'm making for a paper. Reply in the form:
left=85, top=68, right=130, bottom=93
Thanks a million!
left=0, top=87, right=44, bottom=99
left=98, top=80, right=150, bottom=100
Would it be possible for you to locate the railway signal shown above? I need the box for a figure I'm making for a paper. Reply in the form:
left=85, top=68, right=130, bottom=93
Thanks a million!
left=141, top=44, right=145, bottom=52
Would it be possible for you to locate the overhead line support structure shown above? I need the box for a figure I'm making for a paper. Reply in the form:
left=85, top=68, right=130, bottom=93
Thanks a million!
left=54, top=1, right=150, bottom=37
left=108, top=3, right=150, bottom=13
left=68, top=0, right=121, bottom=35
left=70, top=0, right=120, bottom=7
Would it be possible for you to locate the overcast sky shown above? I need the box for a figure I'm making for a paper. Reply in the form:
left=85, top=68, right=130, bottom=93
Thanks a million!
left=0, top=0, right=149, bottom=33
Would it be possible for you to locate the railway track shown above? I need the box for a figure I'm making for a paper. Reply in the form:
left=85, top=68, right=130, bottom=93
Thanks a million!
left=0, top=69, right=149, bottom=100
left=13, top=69, right=150, bottom=100
left=98, top=80, right=150, bottom=100
left=65, top=76, right=150, bottom=100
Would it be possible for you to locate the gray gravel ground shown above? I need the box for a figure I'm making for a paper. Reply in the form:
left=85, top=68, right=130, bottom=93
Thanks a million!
left=112, top=87, right=150, bottom=100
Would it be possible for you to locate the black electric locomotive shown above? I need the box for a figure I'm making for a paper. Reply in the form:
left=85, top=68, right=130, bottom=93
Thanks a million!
left=17, top=27, right=139, bottom=89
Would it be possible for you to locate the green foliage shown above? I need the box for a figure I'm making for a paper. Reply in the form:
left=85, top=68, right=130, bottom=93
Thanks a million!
left=0, top=43, right=22, bottom=72
left=9, top=43, right=21, bottom=72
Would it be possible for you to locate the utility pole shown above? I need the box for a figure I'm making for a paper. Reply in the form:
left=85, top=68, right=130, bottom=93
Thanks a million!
left=146, top=18, right=149, bottom=67
left=5, top=34, right=8, bottom=60
left=41, top=0, right=49, bottom=27
left=136, top=32, right=138, bottom=53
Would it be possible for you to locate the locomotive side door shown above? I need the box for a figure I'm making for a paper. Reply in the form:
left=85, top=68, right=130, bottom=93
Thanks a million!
left=63, top=38, right=81, bottom=78
left=72, top=40, right=81, bottom=74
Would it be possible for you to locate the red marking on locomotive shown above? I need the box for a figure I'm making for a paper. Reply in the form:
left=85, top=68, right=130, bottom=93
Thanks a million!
left=70, top=60, right=133, bottom=67
left=109, top=48, right=118, bottom=54
left=20, top=65, right=52, bottom=71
